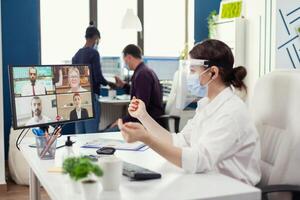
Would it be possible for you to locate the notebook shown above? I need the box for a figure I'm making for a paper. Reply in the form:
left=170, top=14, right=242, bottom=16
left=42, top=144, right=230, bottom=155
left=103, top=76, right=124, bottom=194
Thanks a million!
left=81, top=138, right=146, bottom=151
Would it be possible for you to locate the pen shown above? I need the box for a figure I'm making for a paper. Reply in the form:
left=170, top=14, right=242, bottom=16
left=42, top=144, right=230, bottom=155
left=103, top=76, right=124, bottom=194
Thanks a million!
left=40, top=126, right=62, bottom=158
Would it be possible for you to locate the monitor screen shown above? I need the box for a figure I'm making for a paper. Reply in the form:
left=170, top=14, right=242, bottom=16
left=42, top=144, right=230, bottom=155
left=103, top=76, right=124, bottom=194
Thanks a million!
left=101, top=57, right=122, bottom=78
left=9, top=65, right=95, bottom=129
left=143, top=57, right=179, bottom=80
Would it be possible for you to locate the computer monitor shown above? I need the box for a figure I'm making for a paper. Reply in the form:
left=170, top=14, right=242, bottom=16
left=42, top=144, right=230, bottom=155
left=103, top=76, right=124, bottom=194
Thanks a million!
left=9, top=65, right=95, bottom=129
left=101, top=57, right=122, bottom=80
left=143, top=57, right=179, bottom=80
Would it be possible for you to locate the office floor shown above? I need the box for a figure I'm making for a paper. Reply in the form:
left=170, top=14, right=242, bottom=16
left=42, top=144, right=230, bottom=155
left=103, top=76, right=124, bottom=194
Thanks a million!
left=0, top=180, right=50, bottom=200
left=0, top=164, right=50, bottom=200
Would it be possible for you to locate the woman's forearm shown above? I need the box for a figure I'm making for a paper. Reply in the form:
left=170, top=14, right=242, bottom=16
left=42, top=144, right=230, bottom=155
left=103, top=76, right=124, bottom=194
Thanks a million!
left=139, top=112, right=173, bottom=144
left=143, top=134, right=182, bottom=168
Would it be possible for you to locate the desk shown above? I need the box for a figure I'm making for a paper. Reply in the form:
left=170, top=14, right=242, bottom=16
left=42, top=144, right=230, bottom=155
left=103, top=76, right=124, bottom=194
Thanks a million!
left=20, top=133, right=261, bottom=200
left=98, top=95, right=168, bottom=130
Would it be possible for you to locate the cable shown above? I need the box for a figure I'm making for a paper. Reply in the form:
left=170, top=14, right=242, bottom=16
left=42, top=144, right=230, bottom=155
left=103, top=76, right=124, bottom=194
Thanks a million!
left=18, top=128, right=30, bottom=148
left=16, top=129, right=25, bottom=151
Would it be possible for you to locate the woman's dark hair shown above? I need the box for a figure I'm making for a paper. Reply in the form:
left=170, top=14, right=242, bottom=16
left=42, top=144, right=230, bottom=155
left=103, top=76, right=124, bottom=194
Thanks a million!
left=189, top=39, right=247, bottom=91
left=123, top=44, right=142, bottom=59
left=85, top=21, right=100, bottom=39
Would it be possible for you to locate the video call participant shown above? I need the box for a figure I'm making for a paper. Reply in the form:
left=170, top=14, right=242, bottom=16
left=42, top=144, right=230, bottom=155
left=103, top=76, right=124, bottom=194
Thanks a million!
left=72, top=21, right=115, bottom=133
left=69, top=93, right=89, bottom=120
left=26, top=96, right=51, bottom=126
left=105, top=44, right=164, bottom=131
left=21, top=67, right=46, bottom=96
left=68, top=67, right=88, bottom=93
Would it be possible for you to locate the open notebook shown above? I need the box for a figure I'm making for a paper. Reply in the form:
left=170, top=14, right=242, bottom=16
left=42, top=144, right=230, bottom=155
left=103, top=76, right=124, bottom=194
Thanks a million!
left=81, top=138, right=146, bottom=151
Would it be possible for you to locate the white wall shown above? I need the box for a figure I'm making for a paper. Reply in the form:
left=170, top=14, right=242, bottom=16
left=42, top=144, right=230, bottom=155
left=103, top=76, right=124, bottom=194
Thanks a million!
left=243, top=0, right=299, bottom=100
left=275, top=0, right=300, bottom=69
left=243, top=0, right=277, bottom=100
left=0, top=0, right=6, bottom=185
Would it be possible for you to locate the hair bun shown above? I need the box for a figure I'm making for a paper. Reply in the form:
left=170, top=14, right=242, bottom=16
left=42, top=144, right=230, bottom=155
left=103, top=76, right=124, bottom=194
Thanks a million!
left=89, top=21, right=94, bottom=26
left=233, top=66, right=247, bottom=81
left=230, top=66, right=247, bottom=91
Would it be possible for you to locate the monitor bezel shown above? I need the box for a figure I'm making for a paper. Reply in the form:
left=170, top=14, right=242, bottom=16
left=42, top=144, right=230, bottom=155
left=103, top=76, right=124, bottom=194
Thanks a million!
left=8, top=64, right=96, bottom=130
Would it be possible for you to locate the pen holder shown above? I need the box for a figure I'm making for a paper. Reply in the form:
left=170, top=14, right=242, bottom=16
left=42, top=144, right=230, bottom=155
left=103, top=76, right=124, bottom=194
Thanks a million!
left=36, top=136, right=57, bottom=160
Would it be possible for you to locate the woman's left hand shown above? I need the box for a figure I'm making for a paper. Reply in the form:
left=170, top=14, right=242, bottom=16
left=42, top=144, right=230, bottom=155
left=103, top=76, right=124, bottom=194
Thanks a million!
left=118, top=119, right=148, bottom=143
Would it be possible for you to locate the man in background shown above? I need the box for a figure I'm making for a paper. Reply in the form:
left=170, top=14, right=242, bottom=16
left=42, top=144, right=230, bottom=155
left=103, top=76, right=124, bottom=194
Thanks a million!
left=21, top=67, right=46, bottom=96
left=104, top=44, right=164, bottom=131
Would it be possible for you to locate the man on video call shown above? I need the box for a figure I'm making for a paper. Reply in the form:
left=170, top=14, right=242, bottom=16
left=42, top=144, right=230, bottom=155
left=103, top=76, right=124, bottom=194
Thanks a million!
left=26, top=96, right=51, bottom=126
left=21, top=67, right=46, bottom=96
left=104, top=44, right=164, bottom=132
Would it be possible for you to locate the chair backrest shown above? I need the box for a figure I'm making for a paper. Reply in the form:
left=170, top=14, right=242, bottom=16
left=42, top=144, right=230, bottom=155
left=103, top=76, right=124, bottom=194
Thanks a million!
left=165, top=70, right=181, bottom=116
left=250, top=70, right=300, bottom=187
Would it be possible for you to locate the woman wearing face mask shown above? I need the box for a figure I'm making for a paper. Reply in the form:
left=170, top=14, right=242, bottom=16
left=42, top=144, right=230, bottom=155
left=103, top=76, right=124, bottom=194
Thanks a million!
left=118, top=39, right=261, bottom=186
left=72, top=21, right=114, bottom=133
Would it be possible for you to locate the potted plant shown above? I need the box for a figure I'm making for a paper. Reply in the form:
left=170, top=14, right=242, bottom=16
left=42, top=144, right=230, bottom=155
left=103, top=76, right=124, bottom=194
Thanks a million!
left=207, top=10, right=218, bottom=39
left=63, top=156, right=103, bottom=199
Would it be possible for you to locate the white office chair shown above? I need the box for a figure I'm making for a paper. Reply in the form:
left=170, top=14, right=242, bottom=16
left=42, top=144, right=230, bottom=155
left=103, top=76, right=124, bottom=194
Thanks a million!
left=250, top=70, right=300, bottom=200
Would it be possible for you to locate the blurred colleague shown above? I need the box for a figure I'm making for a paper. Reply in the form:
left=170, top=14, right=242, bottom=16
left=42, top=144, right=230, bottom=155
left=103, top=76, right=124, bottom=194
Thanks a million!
left=105, top=44, right=164, bottom=131
left=21, top=67, right=46, bottom=96
left=26, top=96, right=51, bottom=126
left=70, top=93, right=89, bottom=120
left=72, top=21, right=114, bottom=133
left=68, top=67, right=87, bottom=92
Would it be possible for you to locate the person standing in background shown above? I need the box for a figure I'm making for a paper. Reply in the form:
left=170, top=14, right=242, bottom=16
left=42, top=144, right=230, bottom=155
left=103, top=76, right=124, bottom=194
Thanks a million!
left=72, top=21, right=114, bottom=133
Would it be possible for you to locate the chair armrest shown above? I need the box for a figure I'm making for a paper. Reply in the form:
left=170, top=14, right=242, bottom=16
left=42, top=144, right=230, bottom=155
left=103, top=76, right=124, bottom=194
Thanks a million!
left=157, top=115, right=180, bottom=133
left=260, top=184, right=300, bottom=200
left=261, top=184, right=300, bottom=194
left=158, top=115, right=180, bottom=120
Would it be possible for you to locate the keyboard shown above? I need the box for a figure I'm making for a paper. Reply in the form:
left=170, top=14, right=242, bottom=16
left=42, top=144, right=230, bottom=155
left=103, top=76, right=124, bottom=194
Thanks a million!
left=122, top=161, right=162, bottom=180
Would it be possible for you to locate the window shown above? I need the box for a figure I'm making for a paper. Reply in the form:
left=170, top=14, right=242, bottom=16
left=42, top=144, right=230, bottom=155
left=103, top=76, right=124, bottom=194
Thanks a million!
left=144, top=0, right=194, bottom=57
left=40, top=0, right=89, bottom=64
left=97, top=0, right=138, bottom=56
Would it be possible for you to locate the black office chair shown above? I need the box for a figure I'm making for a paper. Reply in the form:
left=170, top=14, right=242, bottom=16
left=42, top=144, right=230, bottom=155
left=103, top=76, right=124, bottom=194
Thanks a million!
left=157, top=79, right=181, bottom=133
left=157, top=115, right=180, bottom=133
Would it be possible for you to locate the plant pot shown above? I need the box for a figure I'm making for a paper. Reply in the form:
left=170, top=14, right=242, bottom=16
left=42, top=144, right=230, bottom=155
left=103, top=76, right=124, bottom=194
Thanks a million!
left=81, top=179, right=100, bottom=200
left=66, top=175, right=82, bottom=194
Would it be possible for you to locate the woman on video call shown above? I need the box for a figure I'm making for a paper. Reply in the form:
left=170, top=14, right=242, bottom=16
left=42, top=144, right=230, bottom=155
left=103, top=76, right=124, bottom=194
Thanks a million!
left=68, top=67, right=88, bottom=93
left=69, top=93, right=89, bottom=120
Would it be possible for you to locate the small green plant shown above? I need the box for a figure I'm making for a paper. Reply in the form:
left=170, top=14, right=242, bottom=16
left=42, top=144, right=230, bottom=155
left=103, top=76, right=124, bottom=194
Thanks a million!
left=207, top=10, right=218, bottom=39
left=63, top=156, right=103, bottom=181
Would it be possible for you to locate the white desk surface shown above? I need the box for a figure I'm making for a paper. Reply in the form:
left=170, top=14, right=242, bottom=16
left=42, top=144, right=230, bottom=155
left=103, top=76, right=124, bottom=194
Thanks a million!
left=99, top=95, right=168, bottom=104
left=20, top=133, right=261, bottom=200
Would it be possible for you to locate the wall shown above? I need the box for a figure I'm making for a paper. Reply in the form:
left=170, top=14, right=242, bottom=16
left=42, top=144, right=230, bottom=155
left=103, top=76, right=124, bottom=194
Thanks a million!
left=243, top=0, right=299, bottom=99
left=0, top=0, right=6, bottom=186
left=1, top=0, right=41, bottom=158
left=194, top=0, right=222, bottom=43
left=275, top=1, right=300, bottom=69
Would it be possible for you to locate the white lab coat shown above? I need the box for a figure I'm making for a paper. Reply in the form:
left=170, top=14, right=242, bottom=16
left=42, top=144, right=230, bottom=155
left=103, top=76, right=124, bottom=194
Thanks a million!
left=172, top=87, right=261, bottom=185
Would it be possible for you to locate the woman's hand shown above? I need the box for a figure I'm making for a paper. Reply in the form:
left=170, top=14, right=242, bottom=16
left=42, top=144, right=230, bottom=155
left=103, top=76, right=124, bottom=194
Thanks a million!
left=118, top=119, right=149, bottom=143
left=128, top=97, right=147, bottom=119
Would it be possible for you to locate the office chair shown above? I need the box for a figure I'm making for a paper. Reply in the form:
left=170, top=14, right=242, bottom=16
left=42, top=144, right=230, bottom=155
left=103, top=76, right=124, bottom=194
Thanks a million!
left=157, top=111, right=180, bottom=133
left=157, top=71, right=181, bottom=133
left=250, top=70, right=300, bottom=200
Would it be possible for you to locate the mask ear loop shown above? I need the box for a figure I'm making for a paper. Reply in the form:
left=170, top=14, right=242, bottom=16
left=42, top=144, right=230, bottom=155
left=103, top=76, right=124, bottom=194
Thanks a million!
left=199, top=67, right=214, bottom=87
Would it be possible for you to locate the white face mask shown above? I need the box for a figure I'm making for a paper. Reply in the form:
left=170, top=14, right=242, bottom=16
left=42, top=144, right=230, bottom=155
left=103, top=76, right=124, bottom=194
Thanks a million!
left=187, top=68, right=211, bottom=97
